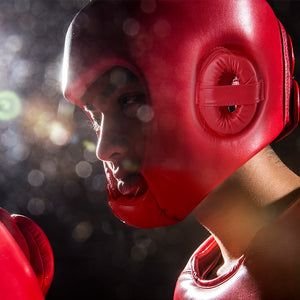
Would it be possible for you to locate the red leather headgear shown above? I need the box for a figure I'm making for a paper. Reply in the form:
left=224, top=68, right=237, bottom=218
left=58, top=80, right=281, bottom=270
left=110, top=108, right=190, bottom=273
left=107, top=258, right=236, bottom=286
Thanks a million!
left=62, top=0, right=299, bottom=228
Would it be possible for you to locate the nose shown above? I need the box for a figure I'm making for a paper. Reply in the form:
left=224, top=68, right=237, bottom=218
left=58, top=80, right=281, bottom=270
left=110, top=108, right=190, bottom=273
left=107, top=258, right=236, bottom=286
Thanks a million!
left=96, top=114, right=129, bottom=162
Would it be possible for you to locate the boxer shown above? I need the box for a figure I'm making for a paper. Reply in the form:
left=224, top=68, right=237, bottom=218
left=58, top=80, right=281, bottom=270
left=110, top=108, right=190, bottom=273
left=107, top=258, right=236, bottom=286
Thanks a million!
left=62, top=1, right=300, bottom=298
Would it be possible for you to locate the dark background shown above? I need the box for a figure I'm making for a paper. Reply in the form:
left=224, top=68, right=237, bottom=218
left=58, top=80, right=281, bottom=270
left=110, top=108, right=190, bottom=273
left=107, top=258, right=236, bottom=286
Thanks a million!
left=0, top=1, right=299, bottom=299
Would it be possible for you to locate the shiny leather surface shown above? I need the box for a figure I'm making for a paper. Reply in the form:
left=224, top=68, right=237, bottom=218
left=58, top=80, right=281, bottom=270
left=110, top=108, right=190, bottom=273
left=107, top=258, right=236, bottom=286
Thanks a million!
left=0, top=208, right=54, bottom=299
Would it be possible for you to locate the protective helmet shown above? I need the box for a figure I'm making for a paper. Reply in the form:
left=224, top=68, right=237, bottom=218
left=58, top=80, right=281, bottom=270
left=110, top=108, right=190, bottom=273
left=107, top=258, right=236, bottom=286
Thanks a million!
left=62, top=0, right=299, bottom=228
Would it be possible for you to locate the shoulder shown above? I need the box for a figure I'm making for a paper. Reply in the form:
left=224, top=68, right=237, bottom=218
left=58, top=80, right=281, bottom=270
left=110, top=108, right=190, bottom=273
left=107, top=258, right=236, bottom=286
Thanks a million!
left=247, top=195, right=300, bottom=257
left=245, top=196, right=300, bottom=298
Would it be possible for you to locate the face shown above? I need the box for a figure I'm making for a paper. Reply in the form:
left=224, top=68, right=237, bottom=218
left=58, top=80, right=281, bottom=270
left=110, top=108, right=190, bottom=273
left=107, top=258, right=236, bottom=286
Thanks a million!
left=82, top=67, right=149, bottom=198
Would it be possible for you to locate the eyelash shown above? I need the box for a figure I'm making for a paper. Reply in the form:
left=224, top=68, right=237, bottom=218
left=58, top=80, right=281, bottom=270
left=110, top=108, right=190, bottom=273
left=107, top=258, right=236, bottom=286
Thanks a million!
left=91, top=117, right=101, bottom=132
left=119, top=93, right=146, bottom=113
left=120, top=92, right=145, bottom=104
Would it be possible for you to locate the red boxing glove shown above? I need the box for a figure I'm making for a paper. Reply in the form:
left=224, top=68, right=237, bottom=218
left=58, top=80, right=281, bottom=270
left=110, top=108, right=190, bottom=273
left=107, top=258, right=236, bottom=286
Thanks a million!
left=0, top=208, right=54, bottom=299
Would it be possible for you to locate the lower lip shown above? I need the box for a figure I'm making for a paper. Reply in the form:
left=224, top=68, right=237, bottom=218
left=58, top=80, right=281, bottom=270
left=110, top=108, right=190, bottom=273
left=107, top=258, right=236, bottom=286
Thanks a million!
left=117, top=173, right=148, bottom=197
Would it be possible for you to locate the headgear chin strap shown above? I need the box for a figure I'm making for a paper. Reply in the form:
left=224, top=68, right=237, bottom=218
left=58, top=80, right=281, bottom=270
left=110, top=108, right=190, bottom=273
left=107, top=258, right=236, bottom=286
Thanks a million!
left=63, top=0, right=299, bottom=228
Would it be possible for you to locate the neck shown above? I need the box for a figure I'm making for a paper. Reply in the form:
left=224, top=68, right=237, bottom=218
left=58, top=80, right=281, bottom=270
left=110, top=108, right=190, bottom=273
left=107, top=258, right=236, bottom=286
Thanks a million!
left=193, top=147, right=300, bottom=274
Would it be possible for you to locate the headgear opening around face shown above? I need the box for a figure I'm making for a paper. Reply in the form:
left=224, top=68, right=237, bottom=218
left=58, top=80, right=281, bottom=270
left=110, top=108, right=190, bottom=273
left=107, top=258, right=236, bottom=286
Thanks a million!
left=62, top=0, right=299, bottom=228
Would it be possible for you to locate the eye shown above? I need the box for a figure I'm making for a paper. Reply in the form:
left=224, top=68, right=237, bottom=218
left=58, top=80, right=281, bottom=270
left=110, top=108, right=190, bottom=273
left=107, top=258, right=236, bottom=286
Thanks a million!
left=118, top=93, right=146, bottom=118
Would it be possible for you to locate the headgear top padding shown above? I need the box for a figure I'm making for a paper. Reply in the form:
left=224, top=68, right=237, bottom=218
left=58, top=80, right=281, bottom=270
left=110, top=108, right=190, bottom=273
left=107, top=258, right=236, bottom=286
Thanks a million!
left=62, top=0, right=299, bottom=228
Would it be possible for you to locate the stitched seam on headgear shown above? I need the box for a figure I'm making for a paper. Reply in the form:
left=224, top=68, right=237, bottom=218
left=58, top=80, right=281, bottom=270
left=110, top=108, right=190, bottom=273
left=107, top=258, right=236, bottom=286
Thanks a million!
left=278, top=21, right=291, bottom=125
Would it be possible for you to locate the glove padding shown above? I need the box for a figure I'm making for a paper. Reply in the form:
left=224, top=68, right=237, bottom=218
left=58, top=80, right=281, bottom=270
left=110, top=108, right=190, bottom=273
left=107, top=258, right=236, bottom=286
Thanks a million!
left=0, top=208, right=54, bottom=299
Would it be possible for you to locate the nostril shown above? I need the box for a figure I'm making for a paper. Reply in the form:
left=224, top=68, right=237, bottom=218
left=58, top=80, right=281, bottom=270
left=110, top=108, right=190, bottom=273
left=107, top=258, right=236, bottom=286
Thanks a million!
left=109, top=152, right=122, bottom=160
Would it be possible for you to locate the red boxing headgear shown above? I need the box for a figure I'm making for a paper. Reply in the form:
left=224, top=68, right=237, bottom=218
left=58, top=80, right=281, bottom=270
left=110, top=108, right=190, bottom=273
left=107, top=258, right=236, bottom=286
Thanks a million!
left=62, top=0, right=299, bottom=228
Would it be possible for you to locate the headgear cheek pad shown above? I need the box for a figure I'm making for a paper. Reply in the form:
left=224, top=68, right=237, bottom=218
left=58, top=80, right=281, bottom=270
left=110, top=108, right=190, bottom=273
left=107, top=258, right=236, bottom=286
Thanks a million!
left=62, top=0, right=299, bottom=228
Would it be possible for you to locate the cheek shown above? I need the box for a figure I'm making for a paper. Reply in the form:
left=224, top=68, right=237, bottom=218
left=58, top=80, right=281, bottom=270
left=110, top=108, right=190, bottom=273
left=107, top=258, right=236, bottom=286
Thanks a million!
left=126, top=119, right=147, bottom=156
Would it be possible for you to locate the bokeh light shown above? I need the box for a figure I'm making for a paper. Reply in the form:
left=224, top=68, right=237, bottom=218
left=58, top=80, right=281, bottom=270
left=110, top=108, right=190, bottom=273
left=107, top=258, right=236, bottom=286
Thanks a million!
left=0, top=90, right=21, bottom=121
left=75, top=160, right=93, bottom=178
left=49, top=121, right=72, bottom=146
left=72, top=220, right=93, bottom=242
left=27, top=169, right=45, bottom=187
left=27, top=197, right=46, bottom=216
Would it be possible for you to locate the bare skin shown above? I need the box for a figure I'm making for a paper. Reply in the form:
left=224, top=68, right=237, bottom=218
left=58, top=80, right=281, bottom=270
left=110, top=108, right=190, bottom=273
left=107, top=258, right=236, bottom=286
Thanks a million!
left=193, top=146, right=300, bottom=278
left=82, top=67, right=148, bottom=198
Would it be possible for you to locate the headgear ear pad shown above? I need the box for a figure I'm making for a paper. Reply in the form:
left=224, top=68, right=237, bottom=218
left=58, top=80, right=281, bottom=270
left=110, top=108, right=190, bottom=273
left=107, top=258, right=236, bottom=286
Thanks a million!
left=196, top=48, right=262, bottom=136
left=63, top=0, right=299, bottom=228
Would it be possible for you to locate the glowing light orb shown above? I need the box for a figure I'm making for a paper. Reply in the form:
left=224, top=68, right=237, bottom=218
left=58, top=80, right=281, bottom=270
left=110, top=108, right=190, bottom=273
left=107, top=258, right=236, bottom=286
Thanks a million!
left=75, top=161, right=93, bottom=178
left=72, top=221, right=93, bottom=243
left=0, top=90, right=22, bottom=121
left=83, top=140, right=96, bottom=152
left=49, top=121, right=71, bottom=146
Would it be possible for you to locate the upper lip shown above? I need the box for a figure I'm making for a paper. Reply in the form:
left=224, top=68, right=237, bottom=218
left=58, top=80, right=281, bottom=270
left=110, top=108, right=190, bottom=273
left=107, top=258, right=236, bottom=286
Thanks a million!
left=108, top=162, right=139, bottom=181
left=104, top=161, right=148, bottom=198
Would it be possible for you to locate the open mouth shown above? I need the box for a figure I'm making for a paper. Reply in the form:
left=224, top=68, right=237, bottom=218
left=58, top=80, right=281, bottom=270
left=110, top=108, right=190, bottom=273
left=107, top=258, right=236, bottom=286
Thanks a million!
left=117, top=173, right=148, bottom=197
left=104, top=162, right=148, bottom=199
